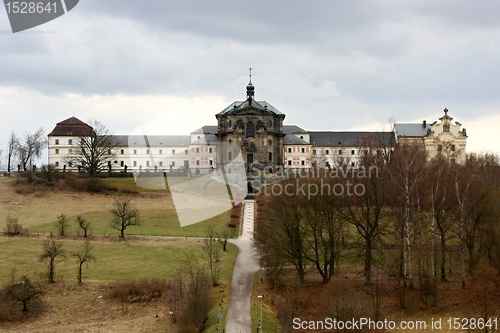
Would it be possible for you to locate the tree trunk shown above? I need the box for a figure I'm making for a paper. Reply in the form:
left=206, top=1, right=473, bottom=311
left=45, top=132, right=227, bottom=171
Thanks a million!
left=365, top=244, right=372, bottom=285
left=78, top=262, right=83, bottom=283
left=440, top=232, right=447, bottom=282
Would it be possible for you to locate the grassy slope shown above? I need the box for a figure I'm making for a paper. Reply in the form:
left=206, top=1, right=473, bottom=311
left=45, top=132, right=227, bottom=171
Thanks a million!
left=0, top=177, right=241, bottom=332
left=0, top=237, right=237, bottom=286
left=30, top=209, right=232, bottom=237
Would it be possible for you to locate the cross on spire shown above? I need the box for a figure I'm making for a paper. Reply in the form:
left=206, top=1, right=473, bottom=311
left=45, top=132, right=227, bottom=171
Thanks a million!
left=444, top=107, right=448, bottom=116
left=249, top=67, right=252, bottom=83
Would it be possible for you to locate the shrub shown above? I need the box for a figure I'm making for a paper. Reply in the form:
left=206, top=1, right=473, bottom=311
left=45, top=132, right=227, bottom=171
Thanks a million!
left=63, top=176, right=118, bottom=192
left=106, top=278, right=169, bottom=303
left=0, top=298, right=25, bottom=322
left=38, top=164, right=60, bottom=183
left=3, top=217, right=29, bottom=237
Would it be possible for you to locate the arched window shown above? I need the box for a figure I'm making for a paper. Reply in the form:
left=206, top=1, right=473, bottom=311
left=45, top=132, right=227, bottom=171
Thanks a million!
left=246, top=122, right=255, bottom=138
left=269, top=139, right=272, bottom=145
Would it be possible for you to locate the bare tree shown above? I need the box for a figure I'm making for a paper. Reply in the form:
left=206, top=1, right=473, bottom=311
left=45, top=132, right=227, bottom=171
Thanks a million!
left=71, top=240, right=96, bottom=283
left=217, top=228, right=230, bottom=251
left=203, top=225, right=221, bottom=286
left=15, top=128, right=46, bottom=171
left=343, top=137, right=390, bottom=285
left=56, top=213, right=69, bottom=236
left=301, top=178, right=343, bottom=283
left=461, top=263, right=500, bottom=332
left=257, top=190, right=307, bottom=283
left=177, top=257, right=212, bottom=331
left=388, top=142, right=427, bottom=290
left=109, top=199, right=140, bottom=239
left=66, top=119, right=116, bottom=177
left=76, top=215, right=91, bottom=238
left=6, top=131, right=18, bottom=173
left=6, top=276, right=43, bottom=312
left=39, top=240, right=66, bottom=283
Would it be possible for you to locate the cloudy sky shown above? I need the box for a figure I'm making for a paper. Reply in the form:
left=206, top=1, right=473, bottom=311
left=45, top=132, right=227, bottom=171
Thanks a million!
left=1, top=0, right=499, bottom=166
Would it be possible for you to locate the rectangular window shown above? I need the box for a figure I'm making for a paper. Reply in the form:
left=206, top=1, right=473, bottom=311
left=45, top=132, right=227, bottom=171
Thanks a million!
left=196, top=160, right=200, bottom=165
left=288, top=148, right=292, bottom=153
left=313, top=150, right=316, bottom=154
left=301, top=160, right=305, bottom=166
left=146, top=161, right=150, bottom=167
left=301, top=148, right=305, bottom=153
left=133, top=161, right=137, bottom=167
left=159, top=149, right=163, bottom=155
left=55, top=161, right=59, bottom=167
left=120, top=161, right=124, bottom=167
left=146, top=149, right=150, bottom=154
left=68, top=139, right=72, bottom=145
left=55, top=139, right=59, bottom=145
left=196, top=148, right=200, bottom=153
left=55, top=149, right=59, bottom=154
left=185, top=150, right=188, bottom=154
left=338, top=150, right=342, bottom=155
left=228, top=152, right=232, bottom=161
left=209, top=160, right=213, bottom=165
left=172, top=149, right=175, bottom=154
left=269, top=152, right=272, bottom=161
left=172, top=162, right=175, bottom=166
left=68, top=149, right=73, bottom=154
left=288, top=160, right=292, bottom=166
left=209, top=148, right=213, bottom=153
left=134, top=149, right=137, bottom=154
left=121, top=149, right=124, bottom=154
left=351, top=150, right=355, bottom=155
left=159, top=161, right=163, bottom=167
left=326, top=150, right=329, bottom=155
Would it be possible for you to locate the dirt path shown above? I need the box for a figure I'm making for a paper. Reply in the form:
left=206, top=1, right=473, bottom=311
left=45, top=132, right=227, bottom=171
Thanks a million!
left=226, top=200, right=260, bottom=333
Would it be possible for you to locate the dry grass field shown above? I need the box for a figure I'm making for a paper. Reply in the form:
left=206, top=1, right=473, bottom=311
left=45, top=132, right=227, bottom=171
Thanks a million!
left=0, top=176, right=239, bottom=333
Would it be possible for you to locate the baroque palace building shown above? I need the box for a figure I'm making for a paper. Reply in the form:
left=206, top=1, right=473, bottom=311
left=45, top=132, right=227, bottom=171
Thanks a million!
left=47, top=80, right=467, bottom=173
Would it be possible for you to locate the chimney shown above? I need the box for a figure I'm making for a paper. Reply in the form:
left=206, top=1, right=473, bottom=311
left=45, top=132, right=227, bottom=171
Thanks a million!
left=423, top=120, right=427, bottom=128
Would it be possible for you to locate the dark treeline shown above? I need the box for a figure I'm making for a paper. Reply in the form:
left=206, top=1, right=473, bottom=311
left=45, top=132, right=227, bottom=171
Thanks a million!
left=256, top=141, right=500, bottom=307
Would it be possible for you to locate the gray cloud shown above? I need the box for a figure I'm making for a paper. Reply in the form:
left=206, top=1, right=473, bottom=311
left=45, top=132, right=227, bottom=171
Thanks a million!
left=0, top=0, right=499, bottom=159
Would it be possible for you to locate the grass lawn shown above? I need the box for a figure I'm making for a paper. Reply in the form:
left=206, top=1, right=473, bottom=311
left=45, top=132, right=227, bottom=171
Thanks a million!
left=0, top=237, right=237, bottom=287
left=101, top=176, right=170, bottom=193
left=251, top=274, right=282, bottom=333
left=29, top=209, right=232, bottom=238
